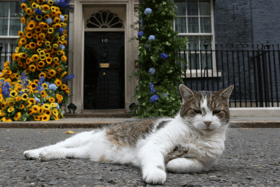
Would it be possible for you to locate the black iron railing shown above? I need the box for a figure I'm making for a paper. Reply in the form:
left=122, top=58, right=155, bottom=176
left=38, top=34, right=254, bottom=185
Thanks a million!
left=180, top=41, right=280, bottom=107
left=0, top=43, right=17, bottom=71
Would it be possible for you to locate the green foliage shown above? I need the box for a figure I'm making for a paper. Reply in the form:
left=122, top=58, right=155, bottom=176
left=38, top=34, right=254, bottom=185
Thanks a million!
left=135, top=0, right=188, bottom=118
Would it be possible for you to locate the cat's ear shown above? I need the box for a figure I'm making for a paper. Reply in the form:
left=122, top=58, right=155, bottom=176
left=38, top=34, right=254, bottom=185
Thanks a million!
left=179, top=84, right=195, bottom=101
left=217, top=85, right=234, bottom=98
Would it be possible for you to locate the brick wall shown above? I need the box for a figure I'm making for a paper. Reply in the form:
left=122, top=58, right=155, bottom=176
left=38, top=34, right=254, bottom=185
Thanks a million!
left=214, top=0, right=280, bottom=45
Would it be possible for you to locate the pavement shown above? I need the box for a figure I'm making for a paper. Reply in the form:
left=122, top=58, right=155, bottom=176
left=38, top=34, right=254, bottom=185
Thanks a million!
left=0, top=128, right=279, bottom=186
left=0, top=116, right=280, bottom=128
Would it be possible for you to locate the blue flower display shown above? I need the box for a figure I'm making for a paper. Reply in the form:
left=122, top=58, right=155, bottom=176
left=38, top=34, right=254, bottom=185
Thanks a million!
left=55, top=102, right=60, bottom=109
left=160, top=53, right=168, bottom=60
left=1, top=81, right=11, bottom=98
left=35, top=97, right=40, bottom=103
left=44, top=81, right=50, bottom=86
left=149, top=68, right=156, bottom=75
left=59, top=44, right=65, bottom=50
left=139, top=17, right=143, bottom=25
left=162, top=93, right=168, bottom=97
left=138, top=31, right=144, bottom=38
left=144, top=44, right=150, bottom=50
left=35, top=8, right=42, bottom=15
left=45, top=18, right=53, bottom=25
left=57, top=28, right=64, bottom=35
left=63, top=74, right=75, bottom=83
left=59, top=15, right=65, bottom=22
left=148, top=35, right=155, bottom=41
left=49, top=84, right=57, bottom=91
left=149, top=83, right=156, bottom=94
left=58, top=0, right=69, bottom=7
left=150, top=95, right=160, bottom=103
left=144, top=8, right=152, bottom=15
left=20, top=72, right=29, bottom=88
left=22, top=0, right=27, bottom=3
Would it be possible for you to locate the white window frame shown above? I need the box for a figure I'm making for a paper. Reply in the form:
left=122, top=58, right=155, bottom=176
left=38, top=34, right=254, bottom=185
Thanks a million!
left=173, top=0, right=221, bottom=78
left=0, top=0, right=22, bottom=70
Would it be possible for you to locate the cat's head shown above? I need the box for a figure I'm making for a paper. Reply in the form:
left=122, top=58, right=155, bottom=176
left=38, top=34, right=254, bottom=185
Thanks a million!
left=179, top=84, right=234, bottom=134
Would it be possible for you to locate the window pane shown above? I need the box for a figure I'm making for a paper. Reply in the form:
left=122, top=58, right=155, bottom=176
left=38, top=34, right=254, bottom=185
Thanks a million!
left=175, top=17, right=186, bottom=33
left=187, top=0, right=198, bottom=16
left=9, top=39, right=18, bottom=52
left=188, top=17, right=199, bottom=33
left=0, top=39, right=17, bottom=70
left=200, top=0, right=211, bottom=15
left=10, top=19, right=21, bottom=36
left=200, top=36, right=212, bottom=50
left=174, top=0, right=186, bottom=16
left=189, top=53, right=199, bottom=69
left=200, top=17, right=211, bottom=33
left=0, top=19, right=8, bottom=35
left=201, top=53, right=212, bottom=69
left=10, top=2, right=22, bottom=17
left=188, top=36, right=199, bottom=50
left=0, top=2, right=9, bottom=17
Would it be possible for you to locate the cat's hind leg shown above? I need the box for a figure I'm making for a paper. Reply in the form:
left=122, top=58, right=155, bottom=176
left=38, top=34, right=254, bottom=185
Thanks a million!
left=24, top=130, right=96, bottom=160
left=166, top=158, right=209, bottom=173
left=39, top=146, right=90, bottom=161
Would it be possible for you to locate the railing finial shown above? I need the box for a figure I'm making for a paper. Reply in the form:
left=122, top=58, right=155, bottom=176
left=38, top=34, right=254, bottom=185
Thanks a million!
left=266, top=40, right=271, bottom=49
left=204, top=41, right=208, bottom=50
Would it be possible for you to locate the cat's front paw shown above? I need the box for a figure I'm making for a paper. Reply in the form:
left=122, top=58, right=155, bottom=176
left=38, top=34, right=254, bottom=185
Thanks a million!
left=23, top=150, right=41, bottom=160
left=143, top=166, right=166, bottom=184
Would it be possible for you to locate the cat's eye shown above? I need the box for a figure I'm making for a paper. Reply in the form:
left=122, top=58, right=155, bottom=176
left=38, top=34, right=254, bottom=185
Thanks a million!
left=193, top=109, right=201, bottom=114
left=213, top=110, right=221, bottom=114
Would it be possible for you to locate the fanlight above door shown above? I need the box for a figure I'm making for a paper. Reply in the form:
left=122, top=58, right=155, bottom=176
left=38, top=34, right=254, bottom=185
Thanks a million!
left=85, top=10, right=124, bottom=28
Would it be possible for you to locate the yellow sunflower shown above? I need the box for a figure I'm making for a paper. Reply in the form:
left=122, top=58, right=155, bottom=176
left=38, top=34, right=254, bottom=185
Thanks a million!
left=29, top=64, right=36, bottom=72
left=0, top=111, right=5, bottom=117
left=52, top=108, right=58, bottom=116
left=21, top=3, right=27, bottom=10
left=27, top=109, right=34, bottom=115
left=42, top=83, right=48, bottom=89
left=50, top=103, right=57, bottom=108
left=54, top=79, right=62, bottom=87
left=19, top=104, right=25, bottom=110
left=48, top=97, right=56, bottom=103
left=9, top=90, right=18, bottom=97
left=7, top=107, right=14, bottom=113
left=1, top=102, right=7, bottom=110
left=27, top=101, right=33, bottom=108
left=15, top=96, right=22, bottom=102
left=45, top=109, right=51, bottom=116
left=22, top=93, right=28, bottom=101
left=14, top=112, right=21, bottom=121
left=41, top=90, right=47, bottom=98
left=42, top=114, right=50, bottom=121
left=42, top=104, right=50, bottom=110
left=1, top=117, right=12, bottom=122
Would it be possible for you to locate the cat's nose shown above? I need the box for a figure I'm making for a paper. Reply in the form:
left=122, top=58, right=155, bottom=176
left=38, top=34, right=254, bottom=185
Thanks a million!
left=204, top=121, right=212, bottom=126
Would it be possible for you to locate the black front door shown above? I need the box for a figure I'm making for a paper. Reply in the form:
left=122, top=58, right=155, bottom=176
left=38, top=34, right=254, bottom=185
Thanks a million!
left=84, top=32, right=125, bottom=109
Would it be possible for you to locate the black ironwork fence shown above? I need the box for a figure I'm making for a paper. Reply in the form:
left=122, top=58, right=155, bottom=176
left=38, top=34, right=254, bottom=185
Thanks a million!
left=0, top=43, right=17, bottom=71
left=181, top=41, right=280, bottom=107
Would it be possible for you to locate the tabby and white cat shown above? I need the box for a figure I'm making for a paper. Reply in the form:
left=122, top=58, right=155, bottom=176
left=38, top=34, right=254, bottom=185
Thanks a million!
left=23, top=84, right=234, bottom=184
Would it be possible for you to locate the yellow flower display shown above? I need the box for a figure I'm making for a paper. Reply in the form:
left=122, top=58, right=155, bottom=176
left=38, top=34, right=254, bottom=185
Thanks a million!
left=0, top=0, right=73, bottom=122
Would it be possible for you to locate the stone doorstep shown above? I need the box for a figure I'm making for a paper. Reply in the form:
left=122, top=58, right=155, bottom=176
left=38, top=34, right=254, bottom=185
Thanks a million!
left=229, top=107, right=280, bottom=117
